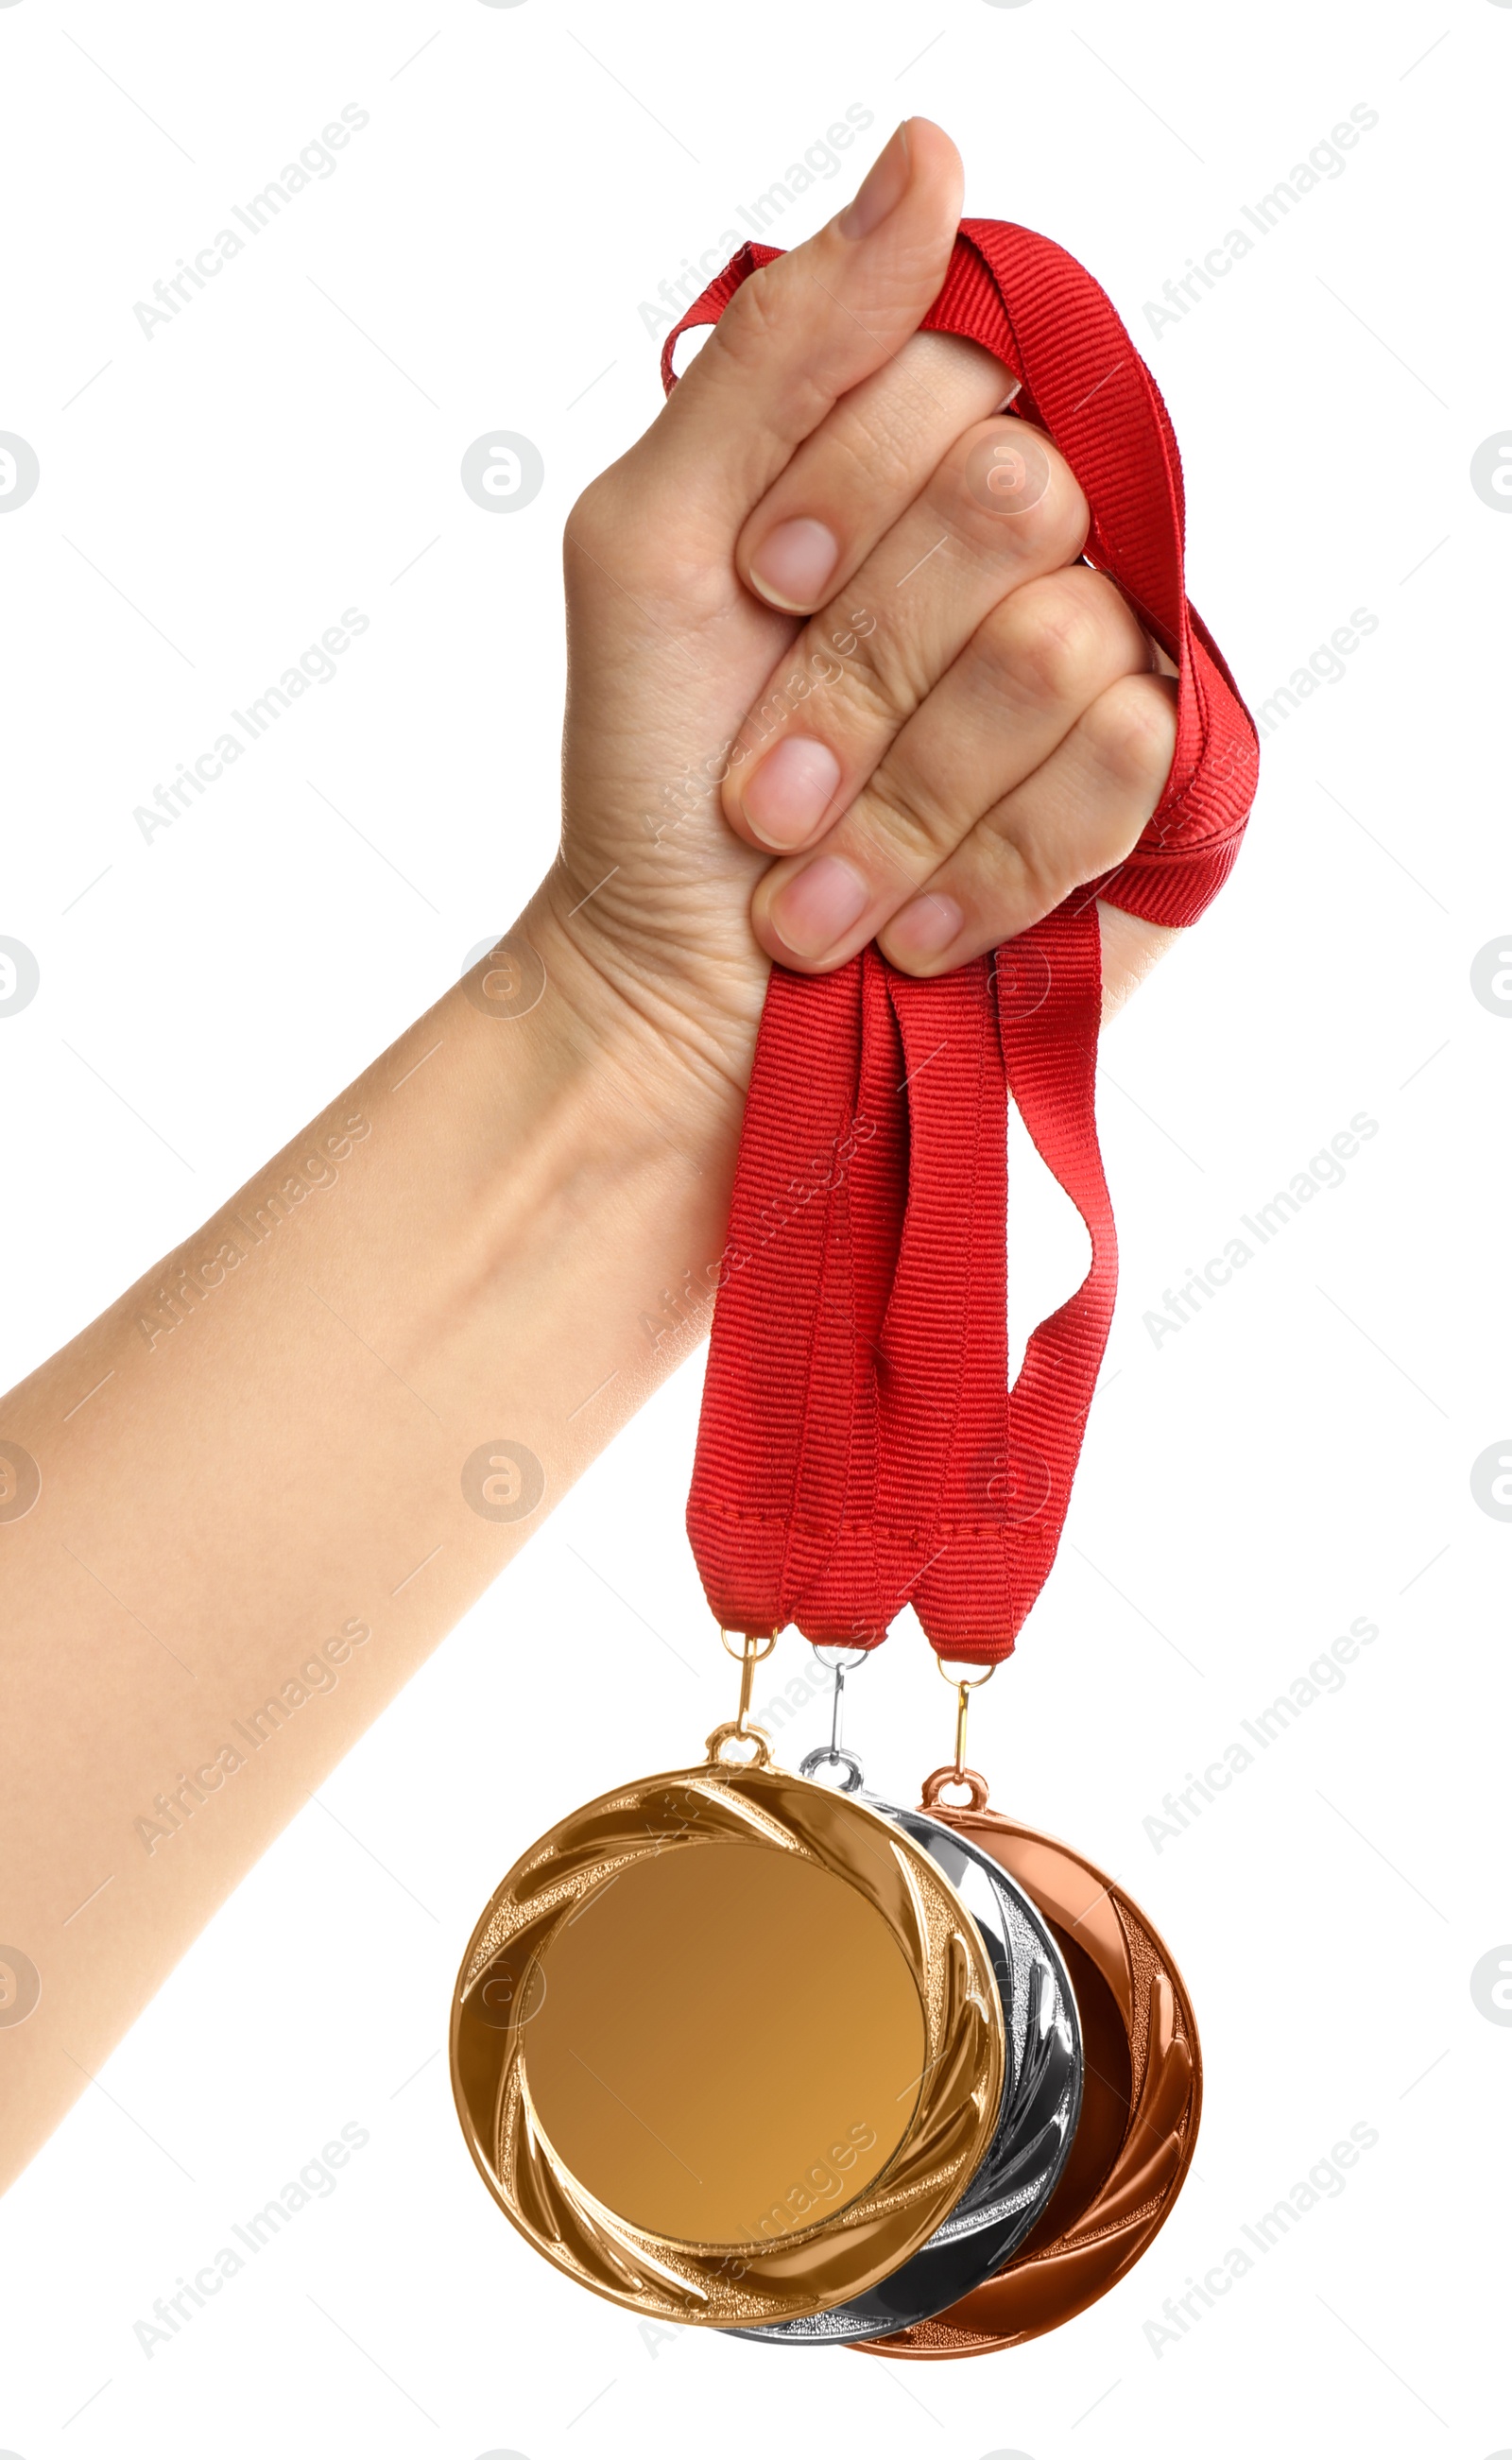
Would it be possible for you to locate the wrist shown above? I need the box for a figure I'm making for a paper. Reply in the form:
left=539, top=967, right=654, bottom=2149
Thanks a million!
left=440, top=882, right=752, bottom=1406
left=520, top=869, right=760, bottom=1163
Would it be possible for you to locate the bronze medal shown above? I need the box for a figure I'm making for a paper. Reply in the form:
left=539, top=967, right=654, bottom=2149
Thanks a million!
left=854, top=1765, right=1202, bottom=2359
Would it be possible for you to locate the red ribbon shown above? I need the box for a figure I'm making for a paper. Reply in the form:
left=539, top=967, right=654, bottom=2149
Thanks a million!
left=664, top=223, right=1258, bottom=1663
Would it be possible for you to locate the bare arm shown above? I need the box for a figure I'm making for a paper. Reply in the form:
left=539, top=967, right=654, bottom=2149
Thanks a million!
left=1, top=119, right=1183, bottom=2189
left=0, top=906, right=738, bottom=2187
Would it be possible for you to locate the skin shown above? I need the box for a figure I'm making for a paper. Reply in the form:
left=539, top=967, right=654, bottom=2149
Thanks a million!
left=0, top=121, right=1183, bottom=2191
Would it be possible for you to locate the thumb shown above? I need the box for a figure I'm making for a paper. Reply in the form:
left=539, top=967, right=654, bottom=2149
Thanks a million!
left=630, top=119, right=964, bottom=540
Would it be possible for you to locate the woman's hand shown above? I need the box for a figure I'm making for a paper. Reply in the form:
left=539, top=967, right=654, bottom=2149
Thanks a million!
left=533, top=118, right=1178, bottom=1138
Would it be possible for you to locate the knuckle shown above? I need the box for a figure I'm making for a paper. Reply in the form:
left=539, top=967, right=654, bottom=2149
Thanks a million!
left=1083, top=674, right=1178, bottom=794
left=716, top=264, right=785, bottom=364
left=789, top=604, right=923, bottom=737
left=565, top=469, right=622, bottom=559
left=708, top=267, right=822, bottom=425
left=826, top=406, right=920, bottom=510
left=986, top=573, right=1110, bottom=707
left=942, top=416, right=1089, bottom=561
left=970, top=823, right=1055, bottom=932
left=565, top=463, right=674, bottom=594
left=567, top=461, right=718, bottom=611
left=729, top=630, right=862, bottom=779
left=854, top=619, right=936, bottom=727
left=858, top=764, right=960, bottom=870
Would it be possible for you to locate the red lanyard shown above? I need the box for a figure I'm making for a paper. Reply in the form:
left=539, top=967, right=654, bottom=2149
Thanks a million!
left=664, top=223, right=1258, bottom=1666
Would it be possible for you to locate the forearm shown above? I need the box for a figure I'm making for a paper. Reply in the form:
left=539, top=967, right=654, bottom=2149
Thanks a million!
left=0, top=893, right=739, bottom=2189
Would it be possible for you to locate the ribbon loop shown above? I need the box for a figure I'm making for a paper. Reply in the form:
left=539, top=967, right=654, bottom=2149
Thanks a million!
left=676, top=222, right=1257, bottom=1659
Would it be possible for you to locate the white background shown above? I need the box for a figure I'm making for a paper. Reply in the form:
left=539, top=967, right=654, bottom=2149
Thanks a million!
left=1, top=0, right=1509, bottom=2453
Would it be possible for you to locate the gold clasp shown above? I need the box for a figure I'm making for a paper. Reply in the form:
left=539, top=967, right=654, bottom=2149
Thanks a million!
left=705, top=1629, right=778, bottom=1769
left=936, top=1655, right=997, bottom=1782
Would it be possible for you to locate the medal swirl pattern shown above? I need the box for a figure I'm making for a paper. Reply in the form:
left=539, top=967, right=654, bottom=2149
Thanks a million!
left=734, top=1794, right=1081, bottom=2344
left=855, top=1775, right=1202, bottom=2358
left=450, top=1761, right=1006, bottom=2327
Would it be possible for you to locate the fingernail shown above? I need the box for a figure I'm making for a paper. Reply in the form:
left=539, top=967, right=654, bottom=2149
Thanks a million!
left=887, top=891, right=964, bottom=962
left=768, top=853, right=870, bottom=960
left=742, top=736, right=842, bottom=848
left=747, top=517, right=840, bottom=611
left=837, top=122, right=912, bottom=242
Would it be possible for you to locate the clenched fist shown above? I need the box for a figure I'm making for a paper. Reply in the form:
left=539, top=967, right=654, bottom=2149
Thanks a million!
left=527, top=118, right=1178, bottom=1148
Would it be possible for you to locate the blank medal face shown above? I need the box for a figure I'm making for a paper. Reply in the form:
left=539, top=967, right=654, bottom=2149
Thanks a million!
left=450, top=1763, right=1006, bottom=2327
left=524, top=1841, right=923, bottom=2242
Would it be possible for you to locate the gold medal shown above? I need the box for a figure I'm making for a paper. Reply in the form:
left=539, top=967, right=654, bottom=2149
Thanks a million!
left=449, top=1639, right=1006, bottom=2327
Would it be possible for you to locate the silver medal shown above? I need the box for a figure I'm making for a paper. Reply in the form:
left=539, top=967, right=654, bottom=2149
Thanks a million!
left=730, top=1663, right=1081, bottom=2346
